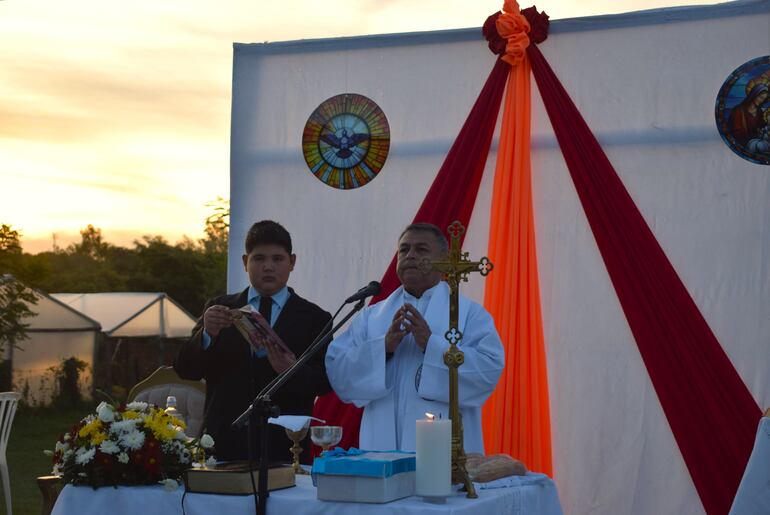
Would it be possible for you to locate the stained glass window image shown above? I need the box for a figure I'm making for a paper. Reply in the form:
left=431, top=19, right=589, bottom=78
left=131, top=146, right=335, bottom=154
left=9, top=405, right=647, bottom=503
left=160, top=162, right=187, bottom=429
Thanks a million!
left=302, top=93, right=391, bottom=189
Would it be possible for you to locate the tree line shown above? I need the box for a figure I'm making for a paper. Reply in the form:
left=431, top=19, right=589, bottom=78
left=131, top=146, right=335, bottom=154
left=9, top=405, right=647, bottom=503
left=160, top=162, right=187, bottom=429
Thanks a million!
left=0, top=198, right=229, bottom=321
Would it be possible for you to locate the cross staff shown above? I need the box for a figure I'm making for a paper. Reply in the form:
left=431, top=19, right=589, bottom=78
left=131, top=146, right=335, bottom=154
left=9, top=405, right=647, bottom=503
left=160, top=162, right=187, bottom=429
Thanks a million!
left=419, top=220, right=493, bottom=499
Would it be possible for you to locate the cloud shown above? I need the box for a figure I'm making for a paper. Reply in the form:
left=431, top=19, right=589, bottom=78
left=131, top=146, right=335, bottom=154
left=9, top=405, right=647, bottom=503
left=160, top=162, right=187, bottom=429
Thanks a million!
left=0, top=107, right=106, bottom=142
left=3, top=169, right=184, bottom=205
left=0, top=54, right=229, bottom=144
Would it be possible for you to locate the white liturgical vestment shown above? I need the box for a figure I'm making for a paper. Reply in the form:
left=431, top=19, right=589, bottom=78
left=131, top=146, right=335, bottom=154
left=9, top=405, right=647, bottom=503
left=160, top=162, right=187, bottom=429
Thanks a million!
left=325, top=282, right=505, bottom=453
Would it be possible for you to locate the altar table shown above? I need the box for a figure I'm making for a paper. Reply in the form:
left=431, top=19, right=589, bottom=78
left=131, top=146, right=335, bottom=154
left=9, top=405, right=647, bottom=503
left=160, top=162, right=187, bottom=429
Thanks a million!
left=52, top=473, right=563, bottom=515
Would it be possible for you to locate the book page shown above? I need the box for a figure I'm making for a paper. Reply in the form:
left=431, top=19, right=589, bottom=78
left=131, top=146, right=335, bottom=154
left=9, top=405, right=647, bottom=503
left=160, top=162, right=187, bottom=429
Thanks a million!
left=229, top=306, right=292, bottom=355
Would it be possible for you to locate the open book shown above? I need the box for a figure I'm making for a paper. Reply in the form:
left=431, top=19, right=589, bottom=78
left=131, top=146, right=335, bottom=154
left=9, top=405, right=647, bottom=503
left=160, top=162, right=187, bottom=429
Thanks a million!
left=229, top=306, right=292, bottom=355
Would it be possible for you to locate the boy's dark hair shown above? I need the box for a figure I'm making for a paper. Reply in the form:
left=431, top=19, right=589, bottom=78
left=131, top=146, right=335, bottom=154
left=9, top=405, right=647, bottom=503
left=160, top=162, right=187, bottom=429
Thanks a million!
left=399, top=222, right=449, bottom=252
left=244, top=220, right=293, bottom=254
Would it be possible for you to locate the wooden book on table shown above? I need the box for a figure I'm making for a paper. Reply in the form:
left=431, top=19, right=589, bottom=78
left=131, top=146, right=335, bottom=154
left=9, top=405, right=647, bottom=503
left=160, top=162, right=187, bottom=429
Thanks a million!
left=184, top=462, right=295, bottom=495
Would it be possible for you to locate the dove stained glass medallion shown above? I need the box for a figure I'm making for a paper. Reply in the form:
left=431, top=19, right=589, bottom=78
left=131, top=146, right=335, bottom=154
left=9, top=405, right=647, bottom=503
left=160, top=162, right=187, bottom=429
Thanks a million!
left=302, top=93, right=390, bottom=189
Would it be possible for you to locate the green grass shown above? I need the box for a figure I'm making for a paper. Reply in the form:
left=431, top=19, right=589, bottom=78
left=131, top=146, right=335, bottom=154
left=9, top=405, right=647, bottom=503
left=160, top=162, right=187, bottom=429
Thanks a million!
left=2, top=404, right=95, bottom=515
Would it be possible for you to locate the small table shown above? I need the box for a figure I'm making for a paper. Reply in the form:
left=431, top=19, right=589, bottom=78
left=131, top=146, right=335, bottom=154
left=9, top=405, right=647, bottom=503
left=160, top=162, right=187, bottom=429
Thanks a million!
left=52, top=473, right=563, bottom=515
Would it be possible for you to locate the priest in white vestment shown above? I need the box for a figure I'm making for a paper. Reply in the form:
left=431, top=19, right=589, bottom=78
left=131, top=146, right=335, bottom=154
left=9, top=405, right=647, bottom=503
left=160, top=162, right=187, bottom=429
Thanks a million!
left=326, top=223, right=505, bottom=453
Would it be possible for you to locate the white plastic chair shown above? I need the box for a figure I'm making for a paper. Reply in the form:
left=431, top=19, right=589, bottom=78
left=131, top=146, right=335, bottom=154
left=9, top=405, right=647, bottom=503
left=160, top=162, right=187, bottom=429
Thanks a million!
left=127, top=367, right=206, bottom=437
left=0, top=392, right=20, bottom=515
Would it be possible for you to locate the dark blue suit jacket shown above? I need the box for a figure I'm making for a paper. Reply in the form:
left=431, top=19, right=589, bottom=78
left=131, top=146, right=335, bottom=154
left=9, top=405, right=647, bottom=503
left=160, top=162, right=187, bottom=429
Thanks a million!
left=174, top=287, right=331, bottom=463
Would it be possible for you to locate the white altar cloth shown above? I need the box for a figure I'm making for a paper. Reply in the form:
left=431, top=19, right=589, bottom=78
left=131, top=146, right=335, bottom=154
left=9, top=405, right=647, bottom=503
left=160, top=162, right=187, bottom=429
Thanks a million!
left=52, top=473, right=563, bottom=515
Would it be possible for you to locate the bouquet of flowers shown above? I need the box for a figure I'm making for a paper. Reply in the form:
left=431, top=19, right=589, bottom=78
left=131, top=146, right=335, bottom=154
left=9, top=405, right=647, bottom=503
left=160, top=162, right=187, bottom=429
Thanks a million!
left=49, top=401, right=215, bottom=489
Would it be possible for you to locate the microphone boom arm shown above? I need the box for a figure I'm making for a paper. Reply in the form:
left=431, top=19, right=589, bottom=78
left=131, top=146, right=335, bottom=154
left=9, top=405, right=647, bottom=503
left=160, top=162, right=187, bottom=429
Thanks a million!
left=231, top=297, right=366, bottom=429
left=228, top=287, right=373, bottom=515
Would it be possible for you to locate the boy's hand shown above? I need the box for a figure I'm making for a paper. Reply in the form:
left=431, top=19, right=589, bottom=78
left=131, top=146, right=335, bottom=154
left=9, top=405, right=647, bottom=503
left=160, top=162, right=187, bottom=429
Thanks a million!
left=203, top=305, right=232, bottom=337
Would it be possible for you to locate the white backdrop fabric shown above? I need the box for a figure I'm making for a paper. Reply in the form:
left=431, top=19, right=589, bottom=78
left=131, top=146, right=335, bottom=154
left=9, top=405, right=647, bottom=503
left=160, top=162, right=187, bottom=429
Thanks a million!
left=728, top=417, right=770, bottom=514
left=230, top=2, right=770, bottom=513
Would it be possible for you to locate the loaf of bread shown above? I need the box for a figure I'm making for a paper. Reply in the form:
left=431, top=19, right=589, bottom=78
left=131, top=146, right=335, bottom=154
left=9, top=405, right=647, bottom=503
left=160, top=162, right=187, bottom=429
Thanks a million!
left=465, top=453, right=527, bottom=482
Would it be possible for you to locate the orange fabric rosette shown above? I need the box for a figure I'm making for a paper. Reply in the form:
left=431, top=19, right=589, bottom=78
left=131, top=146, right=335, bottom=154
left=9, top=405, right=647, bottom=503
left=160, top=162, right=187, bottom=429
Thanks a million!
left=495, top=0, right=531, bottom=66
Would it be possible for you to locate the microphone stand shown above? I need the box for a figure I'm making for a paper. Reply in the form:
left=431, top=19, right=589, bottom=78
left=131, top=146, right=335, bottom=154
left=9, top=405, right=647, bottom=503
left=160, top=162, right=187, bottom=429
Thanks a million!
left=256, top=302, right=345, bottom=399
left=231, top=297, right=367, bottom=515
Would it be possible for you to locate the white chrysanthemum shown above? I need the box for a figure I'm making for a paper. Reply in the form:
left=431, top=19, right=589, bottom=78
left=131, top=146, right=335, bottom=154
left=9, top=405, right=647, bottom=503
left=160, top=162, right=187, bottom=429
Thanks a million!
left=178, top=449, right=191, bottom=463
left=205, top=456, right=217, bottom=468
left=55, top=440, right=69, bottom=453
left=117, top=452, right=129, bottom=464
left=120, top=430, right=145, bottom=450
left=99, top=440, right=120, bottom=455
left=164, top=440, right=182, bottom=453
left=125, top=401, right=148, bottom=412
left=75, top=447, right=96, bottom=465
left=159, top=478, right=179, bottom=491
left=63, top=433, right=71, bottom=441
left=63, top=449, right=74, bottom=460
left=96, top=402, right=116, bottom=423
left=52, top=463, right=62, bottom=475
left=109, top=419, right=139, bottom=434
left=199, top=434, right=214, bottom=449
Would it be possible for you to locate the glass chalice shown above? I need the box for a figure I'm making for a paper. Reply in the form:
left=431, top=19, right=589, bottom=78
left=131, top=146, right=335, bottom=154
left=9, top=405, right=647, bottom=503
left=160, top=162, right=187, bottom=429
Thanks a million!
left=310, top=426, right=343, bottom=453
left=285, top=421, right=311, bottom=475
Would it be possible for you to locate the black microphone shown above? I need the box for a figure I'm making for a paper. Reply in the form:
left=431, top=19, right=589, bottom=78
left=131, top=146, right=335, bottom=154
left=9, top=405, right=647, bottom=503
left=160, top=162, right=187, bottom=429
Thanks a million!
left=344, top=281, right=381, bottom=304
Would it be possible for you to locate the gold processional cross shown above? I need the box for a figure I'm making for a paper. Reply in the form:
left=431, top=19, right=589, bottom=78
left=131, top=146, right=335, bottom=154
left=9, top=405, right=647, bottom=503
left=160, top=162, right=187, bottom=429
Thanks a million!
left=419, top=220, right=493, bottom=499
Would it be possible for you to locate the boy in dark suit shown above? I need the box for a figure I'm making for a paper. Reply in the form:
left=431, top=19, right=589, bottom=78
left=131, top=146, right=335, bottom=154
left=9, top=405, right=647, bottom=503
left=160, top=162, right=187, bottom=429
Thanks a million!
left=175, top=220, right=331, bottom=463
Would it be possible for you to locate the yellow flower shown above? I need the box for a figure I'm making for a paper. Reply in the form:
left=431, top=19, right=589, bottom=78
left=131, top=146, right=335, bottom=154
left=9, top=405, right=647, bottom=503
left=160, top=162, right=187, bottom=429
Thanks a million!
left=143, top=410, right=177, bottom=441
left=78, top=419, right=103, bottom=439
left=122, top=410, right=140, bottom=420
left=166, top=413, right=187, bottom=430
left=156, top=408, right=186, bottom=430
left=90, top=431, right=108, bottom=445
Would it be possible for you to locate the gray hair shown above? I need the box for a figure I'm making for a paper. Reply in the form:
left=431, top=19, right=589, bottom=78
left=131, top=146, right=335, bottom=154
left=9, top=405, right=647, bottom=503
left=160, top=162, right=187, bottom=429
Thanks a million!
left=399, top=223, right=449, bottom=252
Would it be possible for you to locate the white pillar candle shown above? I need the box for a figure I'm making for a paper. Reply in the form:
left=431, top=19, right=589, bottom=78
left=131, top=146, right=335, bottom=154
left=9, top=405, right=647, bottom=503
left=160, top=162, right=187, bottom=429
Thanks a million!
left=415, top=413, right=452, bottom=499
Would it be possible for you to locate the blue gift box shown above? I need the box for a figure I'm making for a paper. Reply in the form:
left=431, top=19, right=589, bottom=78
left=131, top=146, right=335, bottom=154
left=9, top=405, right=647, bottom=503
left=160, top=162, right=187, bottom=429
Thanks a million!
left=311, top=449, right=417, bottom=503
left=312, top=449, right=415, bottom=478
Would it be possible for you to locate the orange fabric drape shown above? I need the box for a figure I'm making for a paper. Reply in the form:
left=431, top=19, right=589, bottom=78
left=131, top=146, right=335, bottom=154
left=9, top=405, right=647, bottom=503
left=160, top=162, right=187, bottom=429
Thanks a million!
left=481, top=46, right=553, bottom=475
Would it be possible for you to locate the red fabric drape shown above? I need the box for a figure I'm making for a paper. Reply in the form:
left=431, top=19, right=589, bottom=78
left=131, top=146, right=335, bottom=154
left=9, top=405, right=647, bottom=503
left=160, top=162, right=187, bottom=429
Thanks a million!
left=312, top=58, right=510, bottom=454
left=527, top=43, right=762, bottom=515
left=372, top=58, right=511, bottom=303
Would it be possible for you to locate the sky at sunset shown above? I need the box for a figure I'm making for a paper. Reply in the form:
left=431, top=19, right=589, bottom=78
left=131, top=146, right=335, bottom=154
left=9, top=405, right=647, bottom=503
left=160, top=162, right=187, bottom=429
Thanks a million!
left=0, top=0, right=723, bottom=253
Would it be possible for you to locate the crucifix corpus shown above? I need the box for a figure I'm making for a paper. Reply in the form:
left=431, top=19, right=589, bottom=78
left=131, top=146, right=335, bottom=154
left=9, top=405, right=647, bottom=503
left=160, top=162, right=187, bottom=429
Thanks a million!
left=419, top=220, right=493, bottom=499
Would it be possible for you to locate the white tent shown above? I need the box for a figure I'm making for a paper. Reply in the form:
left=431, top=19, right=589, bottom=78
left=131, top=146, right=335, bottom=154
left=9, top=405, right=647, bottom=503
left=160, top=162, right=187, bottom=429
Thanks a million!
left=51, top=293, right=197, bottom=339
left=50, top=292, right=199, bottom=398
left=10, top=291, right=197, bottom=405
left=229, top=1, right=770, bottom=514
left=1, top=278, right=101, bottom=406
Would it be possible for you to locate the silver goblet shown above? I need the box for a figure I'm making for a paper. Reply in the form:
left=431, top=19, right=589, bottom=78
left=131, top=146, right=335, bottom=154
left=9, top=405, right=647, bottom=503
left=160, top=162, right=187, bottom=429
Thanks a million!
left=310, top=425, right=343, bottom=453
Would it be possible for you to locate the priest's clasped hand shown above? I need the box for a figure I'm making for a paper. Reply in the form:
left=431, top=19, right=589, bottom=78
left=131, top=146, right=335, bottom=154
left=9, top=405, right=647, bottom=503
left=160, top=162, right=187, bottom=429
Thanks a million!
left=385, top=303, right=432, bottom=353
